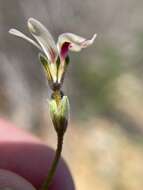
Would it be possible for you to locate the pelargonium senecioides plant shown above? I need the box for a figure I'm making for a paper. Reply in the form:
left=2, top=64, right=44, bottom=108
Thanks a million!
left=9, top=18, right=97, bottom=190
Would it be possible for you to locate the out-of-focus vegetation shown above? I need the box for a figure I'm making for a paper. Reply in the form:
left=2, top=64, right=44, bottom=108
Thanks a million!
left=71, top=44, right=123, bottom=118
left=0, top=0, right=143, bottom=189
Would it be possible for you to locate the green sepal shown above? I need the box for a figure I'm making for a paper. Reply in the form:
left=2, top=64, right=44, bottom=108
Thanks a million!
left=39, top=53, right=53, bottom=82
left=57, top=55, right=70, bottom=84
left=65, top=55, right=70, bottom=65
left=56, top=56, right=60, bottom=70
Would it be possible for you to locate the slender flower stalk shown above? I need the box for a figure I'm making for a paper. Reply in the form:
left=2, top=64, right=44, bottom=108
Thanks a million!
left=9, top=18, right=97, bottom=190
left=40, top=134, right=63, bottom=190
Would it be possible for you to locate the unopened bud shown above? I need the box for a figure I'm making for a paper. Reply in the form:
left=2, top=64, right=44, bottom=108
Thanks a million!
left=49, top=96, right=70, bottom=135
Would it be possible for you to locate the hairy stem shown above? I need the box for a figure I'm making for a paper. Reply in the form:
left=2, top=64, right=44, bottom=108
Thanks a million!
left=40, top=133, right=63, bottom=190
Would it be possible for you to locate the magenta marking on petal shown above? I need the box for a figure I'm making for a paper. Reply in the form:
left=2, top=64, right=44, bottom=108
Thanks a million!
left=60, top=42, right=70, bottom=59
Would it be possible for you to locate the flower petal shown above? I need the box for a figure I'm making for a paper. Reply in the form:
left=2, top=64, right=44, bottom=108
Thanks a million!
left=57, top=33, right=97, bottom=59
left=28, top=18, right=58, bottom=63
left=9, top=28, right=42, bottom=50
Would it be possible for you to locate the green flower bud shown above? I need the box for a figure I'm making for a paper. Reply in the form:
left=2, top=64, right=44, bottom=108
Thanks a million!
left=49, top=96, right=70, bottom=135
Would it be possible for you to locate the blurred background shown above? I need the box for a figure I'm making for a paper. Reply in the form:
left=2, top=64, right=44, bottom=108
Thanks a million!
left=0, top=0, right=143, bottom=189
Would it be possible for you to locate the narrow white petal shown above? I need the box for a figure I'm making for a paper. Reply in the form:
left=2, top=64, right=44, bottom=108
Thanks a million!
left=82, top=33, right=97, bottom=47
left=57, top=33, right=84, bottom=52
left=57, top=33, right=97, bottom=59
left=9, top=28, right=42, bottom=50
left=28, top=18, right=58, bottom=62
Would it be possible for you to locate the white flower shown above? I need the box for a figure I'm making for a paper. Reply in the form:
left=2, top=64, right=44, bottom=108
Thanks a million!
left=9, top=18, right=97, bottom=88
